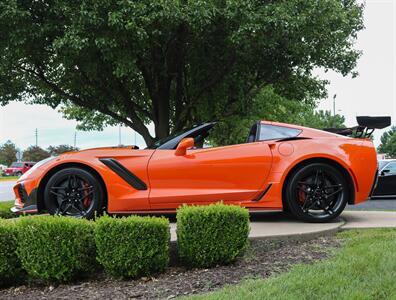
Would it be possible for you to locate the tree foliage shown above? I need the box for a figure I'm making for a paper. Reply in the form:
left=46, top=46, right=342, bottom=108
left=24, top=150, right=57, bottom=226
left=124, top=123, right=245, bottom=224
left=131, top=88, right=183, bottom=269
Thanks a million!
left=301, top=110, right=346, bottom=130
left=22, top=146, right=50, bottom=162
left=209, top=86, right=346, bottom=145
left=47, top=144, right=78, bottom=156
left=0, top=140, right=18, bottom=166
left=378, top=126, right=396, bottom=158
left=0, top=0, right=364, bottom=145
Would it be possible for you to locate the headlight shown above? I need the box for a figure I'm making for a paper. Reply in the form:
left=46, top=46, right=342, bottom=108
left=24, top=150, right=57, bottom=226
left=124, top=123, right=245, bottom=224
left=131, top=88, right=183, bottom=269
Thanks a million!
left=20, top=156, right=57, bottom=179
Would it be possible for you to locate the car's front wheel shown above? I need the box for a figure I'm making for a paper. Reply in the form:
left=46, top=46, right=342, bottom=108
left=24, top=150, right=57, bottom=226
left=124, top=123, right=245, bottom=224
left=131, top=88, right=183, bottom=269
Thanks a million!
left=285, top=163, right=349, bottom=223
left=44, top=167, right=104, bottom=219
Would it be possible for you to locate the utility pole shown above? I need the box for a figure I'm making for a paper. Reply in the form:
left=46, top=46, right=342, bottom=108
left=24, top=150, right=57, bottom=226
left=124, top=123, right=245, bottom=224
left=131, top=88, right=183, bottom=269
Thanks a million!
left=74, top=131, right=77, bottom=148
left=332, top=94, right=337, bottom=128
left=333, top=94, right=337, bottom=117
left=35, top=128, right=38, bottom=147
left=118, top=125, right=122, bottom=146
left=134, top=131, right=137, bottom=146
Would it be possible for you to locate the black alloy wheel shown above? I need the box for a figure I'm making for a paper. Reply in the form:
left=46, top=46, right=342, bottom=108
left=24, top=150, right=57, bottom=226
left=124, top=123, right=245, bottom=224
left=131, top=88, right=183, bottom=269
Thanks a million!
left=44, top=167, right=104, bottom=219
left=285, top=163, right=349, bottom=222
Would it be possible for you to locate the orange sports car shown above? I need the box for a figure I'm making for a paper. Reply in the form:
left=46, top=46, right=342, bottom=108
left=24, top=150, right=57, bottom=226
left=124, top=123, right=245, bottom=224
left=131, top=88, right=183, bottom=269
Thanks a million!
left=12, top=116, right=390, bottom=222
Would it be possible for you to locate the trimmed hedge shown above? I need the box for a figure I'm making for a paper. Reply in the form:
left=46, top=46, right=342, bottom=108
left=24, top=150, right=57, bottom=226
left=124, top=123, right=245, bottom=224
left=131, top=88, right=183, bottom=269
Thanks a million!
left=16, top=216, right=96, bottom=283
left=95, top=215, right=170, bottom=278
left=0, top=201, right=16, bottom=219
left=0, top=220, right=24, bottom=286
left=177, top=203, right=250, bottom=268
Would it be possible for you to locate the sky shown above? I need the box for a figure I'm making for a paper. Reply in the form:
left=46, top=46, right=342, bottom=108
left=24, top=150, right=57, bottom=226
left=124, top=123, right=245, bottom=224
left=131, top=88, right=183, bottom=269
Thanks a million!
left=0, top=0, right=395, bottom=151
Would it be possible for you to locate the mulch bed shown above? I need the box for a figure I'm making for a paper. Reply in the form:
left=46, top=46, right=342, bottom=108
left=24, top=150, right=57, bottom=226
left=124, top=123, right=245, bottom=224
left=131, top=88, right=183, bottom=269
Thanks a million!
left=0, top=235, right=340, bottom=300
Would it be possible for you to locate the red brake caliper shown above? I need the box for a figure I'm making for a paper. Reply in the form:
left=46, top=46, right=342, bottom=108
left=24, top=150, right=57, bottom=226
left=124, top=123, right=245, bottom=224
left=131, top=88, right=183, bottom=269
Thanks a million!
left=298, top=185, right=306, bottom=204
left=82, top=181, right=92, bottom=208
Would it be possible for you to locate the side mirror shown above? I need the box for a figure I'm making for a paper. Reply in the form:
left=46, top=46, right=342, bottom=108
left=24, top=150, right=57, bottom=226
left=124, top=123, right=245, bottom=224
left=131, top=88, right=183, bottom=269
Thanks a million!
left=175, top=138, right=195, bottom=156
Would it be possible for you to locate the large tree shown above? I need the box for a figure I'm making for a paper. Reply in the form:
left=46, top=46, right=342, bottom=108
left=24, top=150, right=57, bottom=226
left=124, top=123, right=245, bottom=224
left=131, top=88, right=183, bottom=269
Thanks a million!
left=22, top=146, right=50, bottom=162
left=0, top=0, right=364, bottom=145
left=0, top=140, right=18, bottom=166
left=378, top=126, right=396, bottom=158
left=301, top=110, right=346, bottom=129
left=47, top=144, right=78, bottom=156
left=208, top=86, right=346, bottom=145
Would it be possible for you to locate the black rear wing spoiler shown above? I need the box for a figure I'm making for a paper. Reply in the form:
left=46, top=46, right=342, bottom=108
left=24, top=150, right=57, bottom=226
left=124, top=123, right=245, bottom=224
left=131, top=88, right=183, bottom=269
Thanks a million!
left=323, top=116, right=391, bottom=138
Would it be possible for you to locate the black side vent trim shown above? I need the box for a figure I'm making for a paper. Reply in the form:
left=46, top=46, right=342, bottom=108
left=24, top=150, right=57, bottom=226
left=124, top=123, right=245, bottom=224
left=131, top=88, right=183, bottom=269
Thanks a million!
left=99, top=158, right=147, bottom=190
left=252, top=183, right=272, bottom=202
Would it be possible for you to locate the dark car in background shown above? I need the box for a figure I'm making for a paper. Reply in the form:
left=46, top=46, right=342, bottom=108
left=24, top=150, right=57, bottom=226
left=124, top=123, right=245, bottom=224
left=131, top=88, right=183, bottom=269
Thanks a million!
left=372, top=160, right=396, bottom=198
left=2, top=162, right=36, bottom=177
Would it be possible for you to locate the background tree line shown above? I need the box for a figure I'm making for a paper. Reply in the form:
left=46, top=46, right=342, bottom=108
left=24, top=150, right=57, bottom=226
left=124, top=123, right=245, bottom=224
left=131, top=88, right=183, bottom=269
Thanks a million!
left=0, top=142, right=78, bottom=166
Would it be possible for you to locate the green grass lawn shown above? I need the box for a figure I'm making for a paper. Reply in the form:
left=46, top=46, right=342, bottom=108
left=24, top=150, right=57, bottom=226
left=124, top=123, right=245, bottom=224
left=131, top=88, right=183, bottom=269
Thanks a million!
left=0, top=176, right=19, bottom=181
left=184, top=229, right=396, bottom=300
left=0, top=200, right=16, bottom=219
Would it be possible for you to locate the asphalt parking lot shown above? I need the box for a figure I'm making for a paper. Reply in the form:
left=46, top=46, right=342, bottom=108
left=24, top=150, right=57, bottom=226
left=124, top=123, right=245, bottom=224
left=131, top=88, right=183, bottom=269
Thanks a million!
left=0, top=180, right=15, bottom=202
left=346, top=199, right=396, bottom=211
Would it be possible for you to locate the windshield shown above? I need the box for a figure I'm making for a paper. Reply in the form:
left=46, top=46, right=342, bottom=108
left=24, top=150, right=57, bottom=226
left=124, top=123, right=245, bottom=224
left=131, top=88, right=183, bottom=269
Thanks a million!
left=146, top=125, right=198, bottom=149
left=10, top=162, right=23, bottom=168
left=379, top=161, right=389, bottom=170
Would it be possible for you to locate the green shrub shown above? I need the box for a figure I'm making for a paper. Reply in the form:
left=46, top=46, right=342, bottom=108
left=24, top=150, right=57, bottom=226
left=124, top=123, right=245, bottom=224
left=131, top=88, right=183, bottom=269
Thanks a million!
left=0, top=220, right=24, bottom=286
left=0, top=201, right=16, bottom=219
left=17, top=216, right=96, bottom=283
left=177, top=203, right=250, bottom=268
left=95, top=215, right=170, bottom=278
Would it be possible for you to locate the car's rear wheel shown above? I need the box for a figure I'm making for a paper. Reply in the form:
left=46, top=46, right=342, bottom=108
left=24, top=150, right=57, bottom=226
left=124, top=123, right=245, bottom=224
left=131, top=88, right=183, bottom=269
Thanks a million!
left=44, top=167, right=104, bottom=219
left=285, top=163, right=349, bottom=223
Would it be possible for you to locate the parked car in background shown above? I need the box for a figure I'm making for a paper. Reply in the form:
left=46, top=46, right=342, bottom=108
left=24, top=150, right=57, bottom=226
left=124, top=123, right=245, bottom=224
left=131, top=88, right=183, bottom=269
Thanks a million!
left=2, top=162, right=36, bottom=177
left=372, top=159, right=396, bottom=198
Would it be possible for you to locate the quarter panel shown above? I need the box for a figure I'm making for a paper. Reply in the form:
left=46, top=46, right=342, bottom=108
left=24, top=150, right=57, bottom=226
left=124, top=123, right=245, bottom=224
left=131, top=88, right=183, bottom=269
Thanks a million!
left=251, top=138, right=377, bottom=209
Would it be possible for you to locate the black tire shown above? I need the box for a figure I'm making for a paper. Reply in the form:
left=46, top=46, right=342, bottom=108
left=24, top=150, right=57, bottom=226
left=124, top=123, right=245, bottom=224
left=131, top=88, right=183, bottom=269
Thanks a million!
left=44, top=167, right=104, bottom=219
left=15, top=171, right=22, bottom=177
left=285, top=163, right=349, bottom=223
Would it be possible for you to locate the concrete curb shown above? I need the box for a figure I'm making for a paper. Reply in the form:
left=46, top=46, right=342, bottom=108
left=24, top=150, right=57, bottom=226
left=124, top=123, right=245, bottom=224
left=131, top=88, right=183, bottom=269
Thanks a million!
left=247, top=219, right=346, bottom=243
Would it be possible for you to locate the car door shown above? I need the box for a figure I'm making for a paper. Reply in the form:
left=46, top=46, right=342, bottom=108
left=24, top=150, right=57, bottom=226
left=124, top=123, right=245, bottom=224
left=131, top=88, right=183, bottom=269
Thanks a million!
left=375, top=161, right=396, bottom=196
left=147, top=142, right=273, bottom=209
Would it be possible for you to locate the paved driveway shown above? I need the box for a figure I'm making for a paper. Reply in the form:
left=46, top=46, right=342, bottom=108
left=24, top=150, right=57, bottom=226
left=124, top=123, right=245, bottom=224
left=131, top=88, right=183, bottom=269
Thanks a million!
left=0, top=180, right=16, bottom=202
left=346, top=199, right=396, bottom=211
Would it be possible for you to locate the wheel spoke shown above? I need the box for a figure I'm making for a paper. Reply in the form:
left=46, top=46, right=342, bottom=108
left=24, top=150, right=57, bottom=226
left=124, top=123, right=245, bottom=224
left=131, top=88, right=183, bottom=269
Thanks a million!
left=50, top=190, right=65, bottom=198
left=78, top=190, right=94, bottom=202
left=314, top=170, right=320, bottom=185
left=77, top=186, right=93, bottom=191
left=326, top=187, right=343, bottom=198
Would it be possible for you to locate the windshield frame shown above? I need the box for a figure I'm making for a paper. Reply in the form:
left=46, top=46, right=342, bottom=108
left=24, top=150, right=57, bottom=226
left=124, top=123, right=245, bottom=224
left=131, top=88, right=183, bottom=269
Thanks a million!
left=146, top=123, right=216, bottom=150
